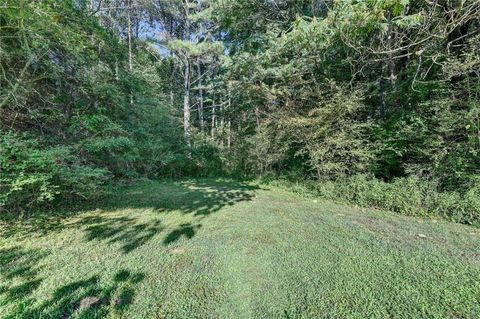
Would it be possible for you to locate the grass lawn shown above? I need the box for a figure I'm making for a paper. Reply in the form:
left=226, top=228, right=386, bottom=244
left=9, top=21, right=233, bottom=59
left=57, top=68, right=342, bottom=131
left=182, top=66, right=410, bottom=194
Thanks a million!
left=1, top=179, right=479, bottom=319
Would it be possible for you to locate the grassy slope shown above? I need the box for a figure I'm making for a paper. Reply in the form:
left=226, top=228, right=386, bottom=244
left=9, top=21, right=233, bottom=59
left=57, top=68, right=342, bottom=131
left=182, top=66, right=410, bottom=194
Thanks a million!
left=0, top=179, right=479, bottom=319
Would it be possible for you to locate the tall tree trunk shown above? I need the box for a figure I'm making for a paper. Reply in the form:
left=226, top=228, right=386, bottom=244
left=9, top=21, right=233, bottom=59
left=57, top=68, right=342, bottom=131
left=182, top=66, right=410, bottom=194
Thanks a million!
left=254, top=106, right=260, bottom=126
left=127, top=2, right=133, bottom=73
left=183, top=59, right=191, bottom=148
left=115, top=58, right=119, bottom=81
left=220, top=103, right=224, bottom=146
left=227, top=120, right=231, bottom=148
left=127, top=0, right=133, bottom=106
left=379, top=63, right=387, bottom=119
left=386, top=10, right=397, bottom=108
left=227, top=82, right=232, bottom=148
left=197, top=62, right=204, bottom=131
left=182, top=0, right=191, bottom=148
left=211, top=96, right=216, bottom=138
left=379, top=9, right=395, bottom=119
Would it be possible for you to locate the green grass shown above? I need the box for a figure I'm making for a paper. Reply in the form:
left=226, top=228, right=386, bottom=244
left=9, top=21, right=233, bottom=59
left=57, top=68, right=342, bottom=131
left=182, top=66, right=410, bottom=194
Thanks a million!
left=1, top=179, right=479, bottom=319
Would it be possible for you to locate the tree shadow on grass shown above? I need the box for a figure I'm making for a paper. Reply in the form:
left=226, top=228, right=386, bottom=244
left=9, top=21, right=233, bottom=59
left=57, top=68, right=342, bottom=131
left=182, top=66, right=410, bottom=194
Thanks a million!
left=0, top=180, right=258, bottom=317
left=0, top=246, right=46, bottom=280
left=163, top=222, right=202, bottom=245
left=1, top=179, right=259, bottom=252
left=0, top=246, right=48, bottom=304
left=1, top=261, right=144, bottom=319
left=78, top=216, right=164, bottom=253
left=100, top=179, right=259, bottom=217
left=0, top=246, right=144, bottom=318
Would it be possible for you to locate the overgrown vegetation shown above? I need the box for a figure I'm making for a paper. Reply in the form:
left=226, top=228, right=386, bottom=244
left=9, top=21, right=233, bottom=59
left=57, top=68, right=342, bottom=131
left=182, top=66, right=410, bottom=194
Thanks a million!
left=1, top=0, right=479, bottom=223
left=263, top=175, right=480, bottom=225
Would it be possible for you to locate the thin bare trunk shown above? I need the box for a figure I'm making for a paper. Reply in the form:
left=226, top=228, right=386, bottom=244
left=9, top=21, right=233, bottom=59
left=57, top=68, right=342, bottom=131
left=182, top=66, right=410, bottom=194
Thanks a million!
left=115, top=58, right=119, bottom=81
left=183, top=59, right=191, bottom=148
left=182, top=0, right=191, bottom=149
left=197, top=62, right=204, bottom=131
left=380, top=9, right=395, bottom=118
left=127, top=0, right=133, bottom=106
left=211, top=96, right=216, bottom=138
left=386, top=9, right=397, bottom=99
left=227, top=82, right=232, bottom=148
left=127, top=3, right=133, bottom=73
left=220, top=103, right=224, bottom=146
left=380, top=63, right=386, bottom=119
left=227, top=120, right=231, bottom=148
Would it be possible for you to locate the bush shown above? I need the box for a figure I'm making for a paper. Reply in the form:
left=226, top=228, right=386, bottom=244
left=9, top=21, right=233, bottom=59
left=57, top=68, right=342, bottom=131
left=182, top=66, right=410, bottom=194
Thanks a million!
left=0, top=133, right=109, bottom=214
left=263, top=175, right=480, bottom=225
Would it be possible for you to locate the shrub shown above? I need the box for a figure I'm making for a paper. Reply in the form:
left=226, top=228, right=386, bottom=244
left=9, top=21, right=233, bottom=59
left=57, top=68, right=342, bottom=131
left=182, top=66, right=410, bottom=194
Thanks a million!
left=0, top=132, right=109, bottom=214
left=263, top=175, right=480, bottom=225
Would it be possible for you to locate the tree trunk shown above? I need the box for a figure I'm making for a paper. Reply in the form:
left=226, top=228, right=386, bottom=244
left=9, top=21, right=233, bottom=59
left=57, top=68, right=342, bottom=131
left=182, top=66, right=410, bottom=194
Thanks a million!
left=227, top=82, right=232, bottom=148
left=211, top=96, right=216, bottom=138
left=183, top=59, right=191, bottom=148
left=227, top=120, right=231, bottom=149
left=379, top=9, right=395, bottom=119
left=386, top=10, right=397, bottom=102
left=220, top=103, right=224, bottom=146
left=197, top=62, right=204, bottom=131
left=115, top=58, right=119, bottom=81
left=182, top=0, right=191, bottom=149
left=127, top=0, right=133, bottom=106
left=127, top=2, right=133, bottom=73
left=379, top=63, right=386, bottom=119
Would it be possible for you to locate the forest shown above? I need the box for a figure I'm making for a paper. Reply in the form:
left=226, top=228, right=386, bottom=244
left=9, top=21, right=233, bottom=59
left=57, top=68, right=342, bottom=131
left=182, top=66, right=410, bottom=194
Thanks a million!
left=1, top=0, right=480, bottom=222
left=1, top=0, right=480, bottom=318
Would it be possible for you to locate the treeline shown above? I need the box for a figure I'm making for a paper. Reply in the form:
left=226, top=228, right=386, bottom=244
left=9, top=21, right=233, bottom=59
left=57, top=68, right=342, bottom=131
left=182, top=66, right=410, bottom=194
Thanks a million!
left=1, top=0, right=479, bottom=223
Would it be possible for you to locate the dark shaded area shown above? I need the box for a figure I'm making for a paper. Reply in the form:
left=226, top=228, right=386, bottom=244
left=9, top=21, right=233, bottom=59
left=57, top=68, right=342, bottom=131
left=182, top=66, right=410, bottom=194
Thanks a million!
left=0, top=180, right=258, bottom=318
left=0, top=247, right=144, bottom=318
left=0, top=246, right=47, bottom=304
left=100, top=179, right=259, bottom=217
left=163, top=223, right=201, bottom=245
left=81, top=216, right=163, bottom=253
left=0, top=246, right=46, bottom=280
left=1, top=180, right=259, bottom=251
left=74, top=179, right=257, bottom=250
left=3, top=270, right=144, bottom=319
left=90, top=180, right=257, bottom=248
left=0, top=213, right=76, bottom=239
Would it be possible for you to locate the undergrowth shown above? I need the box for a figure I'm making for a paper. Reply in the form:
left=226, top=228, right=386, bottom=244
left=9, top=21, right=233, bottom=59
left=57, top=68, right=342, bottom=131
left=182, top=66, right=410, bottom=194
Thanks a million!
left=260, top=175, right=480, bottom=226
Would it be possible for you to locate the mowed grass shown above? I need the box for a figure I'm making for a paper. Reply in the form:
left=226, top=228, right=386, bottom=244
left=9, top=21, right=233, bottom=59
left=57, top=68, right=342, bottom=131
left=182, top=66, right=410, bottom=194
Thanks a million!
left=1, top=179, right=479, bottom=319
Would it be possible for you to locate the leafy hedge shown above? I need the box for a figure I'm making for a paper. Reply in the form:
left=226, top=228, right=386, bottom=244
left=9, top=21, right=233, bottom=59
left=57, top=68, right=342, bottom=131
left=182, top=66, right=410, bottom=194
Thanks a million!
left=263, top=175, right=480, bottom=226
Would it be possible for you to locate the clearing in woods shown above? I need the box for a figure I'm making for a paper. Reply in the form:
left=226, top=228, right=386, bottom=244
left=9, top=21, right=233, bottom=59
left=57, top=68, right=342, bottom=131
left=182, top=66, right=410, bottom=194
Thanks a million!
left=1, top=179, right=479, bottom=318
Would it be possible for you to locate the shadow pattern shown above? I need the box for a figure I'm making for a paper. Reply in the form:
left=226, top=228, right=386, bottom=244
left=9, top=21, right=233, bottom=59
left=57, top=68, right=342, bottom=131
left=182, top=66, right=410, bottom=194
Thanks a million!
left=0, top=180, right=259, bottom=318
left=0, top=247, right=144, bottom=319
left=80, top=216, right=163, bottom=253
left=163, top=223, right=202, bottom=245
left=0, top=246, right=47, bottom=306
left=68, top=180, right=258, bottom=249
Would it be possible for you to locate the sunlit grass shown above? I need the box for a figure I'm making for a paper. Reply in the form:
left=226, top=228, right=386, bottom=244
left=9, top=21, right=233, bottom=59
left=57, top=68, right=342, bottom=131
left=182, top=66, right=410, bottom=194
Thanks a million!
left=1, top=179, right=479, bottom=318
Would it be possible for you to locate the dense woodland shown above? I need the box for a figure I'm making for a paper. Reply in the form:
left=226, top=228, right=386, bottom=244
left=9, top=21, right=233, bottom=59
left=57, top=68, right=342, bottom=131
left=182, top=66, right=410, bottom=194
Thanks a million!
left=1, top=0, right=479, bottom=223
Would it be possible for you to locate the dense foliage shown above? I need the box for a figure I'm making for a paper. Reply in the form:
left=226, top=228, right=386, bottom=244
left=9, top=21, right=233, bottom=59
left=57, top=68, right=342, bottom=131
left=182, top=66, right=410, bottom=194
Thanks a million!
left=0, top=1, right=187, bottom=212
left=1, top=0, right=479, bottom=222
